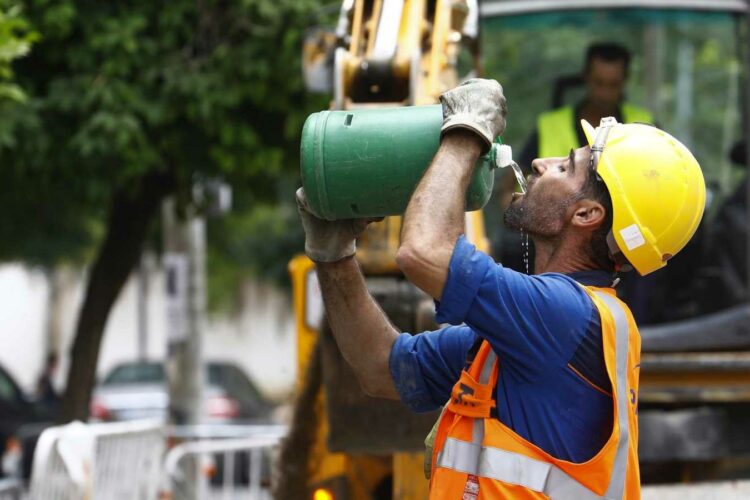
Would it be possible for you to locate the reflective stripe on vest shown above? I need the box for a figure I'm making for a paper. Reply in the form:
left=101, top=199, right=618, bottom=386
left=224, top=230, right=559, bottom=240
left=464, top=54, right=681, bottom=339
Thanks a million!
left=435, top=291, right=630, bottom=500
left=596, top=291, right=630, bottom=500
left=538, top=104, right=654, bottom=158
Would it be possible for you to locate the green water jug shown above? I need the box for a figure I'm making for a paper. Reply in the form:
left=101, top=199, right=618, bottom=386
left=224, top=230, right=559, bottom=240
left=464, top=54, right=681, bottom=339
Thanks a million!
left=300, top=104, right=498, bottom=220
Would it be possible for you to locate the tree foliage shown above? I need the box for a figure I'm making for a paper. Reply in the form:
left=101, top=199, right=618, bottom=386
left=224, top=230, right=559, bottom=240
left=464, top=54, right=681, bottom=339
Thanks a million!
left=0, top=0, right=328, bottom=420
left=1, top=0, right=325, bottom=266
left=0, top=3, right=35, bottom=100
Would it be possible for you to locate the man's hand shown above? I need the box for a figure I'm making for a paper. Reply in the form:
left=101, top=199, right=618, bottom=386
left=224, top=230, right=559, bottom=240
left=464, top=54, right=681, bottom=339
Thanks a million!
left=296, top=188, right=378, bottom=263
left=440, top=78, right=507, bottom=152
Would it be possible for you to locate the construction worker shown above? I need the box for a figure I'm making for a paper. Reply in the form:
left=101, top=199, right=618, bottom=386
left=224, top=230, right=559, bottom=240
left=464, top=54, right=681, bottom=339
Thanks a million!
left=519, top=42, right=653, bottom=169
left=296, top=79, right=705, bottom=498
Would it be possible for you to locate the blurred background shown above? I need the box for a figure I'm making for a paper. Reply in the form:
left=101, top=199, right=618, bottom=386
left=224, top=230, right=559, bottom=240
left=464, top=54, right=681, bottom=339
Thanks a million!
left=0, top=0, right=749, bottom=499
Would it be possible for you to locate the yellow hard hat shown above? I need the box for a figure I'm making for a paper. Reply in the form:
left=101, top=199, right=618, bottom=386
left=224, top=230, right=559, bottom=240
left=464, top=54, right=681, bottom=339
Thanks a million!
left=581, top=117, right=706, bottom=276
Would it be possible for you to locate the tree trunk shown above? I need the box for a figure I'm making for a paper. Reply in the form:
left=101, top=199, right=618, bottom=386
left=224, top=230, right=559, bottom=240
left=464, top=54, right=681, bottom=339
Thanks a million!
left=59, top=170, right=175, bottom=423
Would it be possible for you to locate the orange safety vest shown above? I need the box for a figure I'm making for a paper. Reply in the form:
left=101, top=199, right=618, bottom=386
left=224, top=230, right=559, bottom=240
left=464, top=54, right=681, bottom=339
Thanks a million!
left=429, top=287, right=641, bottom=499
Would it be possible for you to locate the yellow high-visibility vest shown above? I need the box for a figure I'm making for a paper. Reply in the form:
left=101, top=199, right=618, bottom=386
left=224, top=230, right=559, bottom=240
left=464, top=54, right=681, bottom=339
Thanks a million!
left=538, top=104, right=653, bottom=158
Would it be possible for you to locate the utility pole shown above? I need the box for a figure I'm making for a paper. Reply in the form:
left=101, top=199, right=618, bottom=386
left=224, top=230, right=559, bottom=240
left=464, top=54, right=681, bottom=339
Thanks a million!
left=162, top=181, right=230, bottom=499
left=163, top=197, right=206, bottom=500
left=136, top=254, right=151, bottom=361
left=44, top=267, right=63, bottom=360
left=163, top=197, right=206, bottom=427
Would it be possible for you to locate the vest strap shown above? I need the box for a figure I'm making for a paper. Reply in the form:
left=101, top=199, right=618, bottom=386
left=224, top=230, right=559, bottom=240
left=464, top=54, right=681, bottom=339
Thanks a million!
left=447, top=344, right=499, bottom=419
left=593, top=291, right=630, bottom=500
left=480, top=350, right=496, bottom=384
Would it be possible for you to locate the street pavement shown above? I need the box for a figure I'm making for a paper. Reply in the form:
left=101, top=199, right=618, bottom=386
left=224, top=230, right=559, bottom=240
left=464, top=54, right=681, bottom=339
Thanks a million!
left=643, top=480, right=750, bottom=499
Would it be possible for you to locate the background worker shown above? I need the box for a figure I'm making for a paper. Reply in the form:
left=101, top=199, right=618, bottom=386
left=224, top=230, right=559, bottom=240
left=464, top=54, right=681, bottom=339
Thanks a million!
left=35, top=352, right=60, bottom=411
left=297, top=79, right=704, bottom=498
left=518, top=42, right=653, bottom=170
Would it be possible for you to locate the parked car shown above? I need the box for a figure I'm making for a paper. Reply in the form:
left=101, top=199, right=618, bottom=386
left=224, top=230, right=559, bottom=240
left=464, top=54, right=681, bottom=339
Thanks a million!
left=91, top=360, right=276, bottom=488
left=90, top=361, right=273, bottom=423
left=0, top=364, right=56, bottom=480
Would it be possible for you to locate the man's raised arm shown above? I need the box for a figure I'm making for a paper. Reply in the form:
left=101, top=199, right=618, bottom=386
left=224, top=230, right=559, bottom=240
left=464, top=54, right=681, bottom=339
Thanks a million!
left=397, top=79, right=507, bottom=299
left=296, top=190, right=399, bottom=399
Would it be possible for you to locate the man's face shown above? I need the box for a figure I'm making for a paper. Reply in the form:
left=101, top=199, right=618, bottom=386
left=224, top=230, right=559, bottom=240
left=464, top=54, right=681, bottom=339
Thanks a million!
left=504, top=146, right=591, bottom=237
left=585, top=58, right=626, bottom=112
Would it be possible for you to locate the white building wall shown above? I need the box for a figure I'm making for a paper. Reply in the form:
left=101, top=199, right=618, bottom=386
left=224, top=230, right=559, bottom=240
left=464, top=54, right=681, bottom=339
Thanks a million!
left=0, top=263, right=297, bottom=401
left=0, top=265, right=49, bottom=392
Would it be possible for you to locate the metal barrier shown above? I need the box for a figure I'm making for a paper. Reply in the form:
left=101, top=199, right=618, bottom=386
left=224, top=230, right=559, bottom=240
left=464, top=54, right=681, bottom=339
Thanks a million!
left=0, top=478, right=22, bottom=500
left=29, top=419, right=164, bottom=500
left=162, top=425, right=287, bottom=500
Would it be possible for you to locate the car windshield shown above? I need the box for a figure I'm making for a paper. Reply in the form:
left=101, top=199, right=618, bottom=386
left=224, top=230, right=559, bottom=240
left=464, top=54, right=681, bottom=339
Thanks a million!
left=103, top=363, right=165, bottom=385
left=207, top=364, right=266, bottom=403
left=0, top=367, right=20, bottom=402
left=102, top=362, right=264, bottom=401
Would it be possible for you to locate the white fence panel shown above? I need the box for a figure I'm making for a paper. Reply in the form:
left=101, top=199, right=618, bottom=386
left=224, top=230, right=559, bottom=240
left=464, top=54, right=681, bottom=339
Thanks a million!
left=29, top=420, right=164, bottom=500
left=162, top=425, right=287, bottom=500
left=0, top=478, right=22, bottom=500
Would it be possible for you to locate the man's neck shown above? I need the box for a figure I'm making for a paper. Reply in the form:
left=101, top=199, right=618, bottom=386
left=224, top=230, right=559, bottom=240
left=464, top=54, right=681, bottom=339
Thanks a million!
left=532, top=234, right=601, bottom=275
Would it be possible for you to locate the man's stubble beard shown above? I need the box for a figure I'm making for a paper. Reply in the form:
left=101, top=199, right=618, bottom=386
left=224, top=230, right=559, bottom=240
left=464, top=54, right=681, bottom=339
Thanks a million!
left=503, top=195, right=570, bottom=238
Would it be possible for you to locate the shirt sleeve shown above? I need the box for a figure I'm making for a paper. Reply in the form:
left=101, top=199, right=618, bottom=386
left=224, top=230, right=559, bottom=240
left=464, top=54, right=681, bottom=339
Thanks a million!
left=436, top=236, right=594, bottom=381
left=388, top=325, right=477, bottom=413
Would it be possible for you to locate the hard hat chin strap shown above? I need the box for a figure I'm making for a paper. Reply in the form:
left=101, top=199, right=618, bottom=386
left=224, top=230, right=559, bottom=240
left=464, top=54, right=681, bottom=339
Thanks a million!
left=606, top=232, right=634, bottom=273
left=589, top=116, right=618, bottom=177
left=591, top=117, right=635, bottom=274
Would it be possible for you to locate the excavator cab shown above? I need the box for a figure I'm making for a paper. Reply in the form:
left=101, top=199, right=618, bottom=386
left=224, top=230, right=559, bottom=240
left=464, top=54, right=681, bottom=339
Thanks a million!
left=482, top=2, right=747, bottom=303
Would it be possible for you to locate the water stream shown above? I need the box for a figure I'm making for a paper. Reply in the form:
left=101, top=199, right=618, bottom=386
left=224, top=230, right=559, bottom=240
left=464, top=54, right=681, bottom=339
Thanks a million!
left=511, top=161, right=529, bottom=274
left=522, top=230, right=530, bottom=275
left=509, top=161, right=527, bottom=194
left=495, top=146, right=530, bottom=274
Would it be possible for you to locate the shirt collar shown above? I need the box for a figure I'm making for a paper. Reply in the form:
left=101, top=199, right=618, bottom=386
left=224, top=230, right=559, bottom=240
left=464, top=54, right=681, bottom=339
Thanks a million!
left=566, top=270, right=613, bottom=288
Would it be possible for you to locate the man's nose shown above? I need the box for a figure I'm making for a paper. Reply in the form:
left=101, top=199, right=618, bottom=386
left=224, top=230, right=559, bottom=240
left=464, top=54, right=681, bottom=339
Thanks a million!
left=531, top=158, right=548, bottom=176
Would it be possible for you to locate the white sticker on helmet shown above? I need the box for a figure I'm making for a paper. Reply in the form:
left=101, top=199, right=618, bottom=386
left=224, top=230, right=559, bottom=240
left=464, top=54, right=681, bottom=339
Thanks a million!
left=620, top=224, right=646, bottom=251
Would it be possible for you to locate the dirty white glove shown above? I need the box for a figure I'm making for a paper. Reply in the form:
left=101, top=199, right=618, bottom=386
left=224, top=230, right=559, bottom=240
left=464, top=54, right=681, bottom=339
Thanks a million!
left=439, top=78, right=507, bottom=152
left=296, top=188, right=376, bottom=263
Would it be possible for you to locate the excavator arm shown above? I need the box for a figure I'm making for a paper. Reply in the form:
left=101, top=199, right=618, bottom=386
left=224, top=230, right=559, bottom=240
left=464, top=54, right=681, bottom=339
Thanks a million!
left=287, top=2, right=490, bottom=499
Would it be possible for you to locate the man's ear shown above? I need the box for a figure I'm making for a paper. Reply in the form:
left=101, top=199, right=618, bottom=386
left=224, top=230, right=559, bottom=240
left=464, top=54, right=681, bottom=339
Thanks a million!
left=571, top=199, right=605, bottom=230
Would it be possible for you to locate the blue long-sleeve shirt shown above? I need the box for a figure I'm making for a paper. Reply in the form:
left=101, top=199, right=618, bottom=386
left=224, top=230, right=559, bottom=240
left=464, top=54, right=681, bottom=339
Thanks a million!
left=389, top=236, right=615, bottom=463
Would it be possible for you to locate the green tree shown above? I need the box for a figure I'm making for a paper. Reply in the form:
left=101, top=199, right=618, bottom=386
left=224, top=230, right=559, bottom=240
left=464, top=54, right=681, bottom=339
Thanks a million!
left=1, top=0, right=325, bottom=422
left=0, top=3, right=35, bottom=102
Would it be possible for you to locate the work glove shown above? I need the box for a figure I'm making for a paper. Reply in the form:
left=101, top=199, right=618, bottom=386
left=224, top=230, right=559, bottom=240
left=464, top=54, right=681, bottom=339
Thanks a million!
left=296, top=188, right=378, bottom=263
left=439, top=78, right=507, bottom=153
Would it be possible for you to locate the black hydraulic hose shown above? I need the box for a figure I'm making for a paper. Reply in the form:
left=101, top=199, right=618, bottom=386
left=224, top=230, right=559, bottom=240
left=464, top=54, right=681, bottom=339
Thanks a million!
left=272, top=335, right=323, bottom=499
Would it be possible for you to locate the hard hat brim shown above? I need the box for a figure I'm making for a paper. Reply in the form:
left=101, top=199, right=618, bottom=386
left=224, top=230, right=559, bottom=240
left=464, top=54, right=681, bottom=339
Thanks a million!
left=581, top=119, right=596, bottom=145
